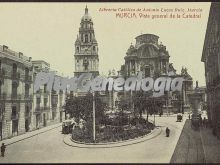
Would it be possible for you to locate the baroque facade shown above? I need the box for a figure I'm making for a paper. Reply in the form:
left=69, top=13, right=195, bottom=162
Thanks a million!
left=119, top=34, right=193, bottom=114
left=122, top=34, right=169, bottom=78
left=74, top=6, right=99, bottom=78
left=201, top=2, right=220, bottom=138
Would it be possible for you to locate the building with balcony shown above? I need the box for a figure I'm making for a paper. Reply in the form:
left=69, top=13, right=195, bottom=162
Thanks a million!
left=201, top=2, right=220, bottom=138
left=0, top=45, right=33, bottom=140
left=32, top=61, right=65, bottom=129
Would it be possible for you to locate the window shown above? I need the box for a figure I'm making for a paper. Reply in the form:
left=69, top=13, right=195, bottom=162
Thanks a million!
left=85, top=34, right=88, bottom=43
left=44, top=98, right=48, bottom=107
left=44, top=84, right=47, bottom=93
left=77, top=47, right=79, bottom=53
left=25, top=68, right=29, bottom=76
left=37, top=97, right=40, bottom=106
left=93, top=46, right=96, bottom=51
left=12, top=82, right=18, bottom=97
left=145, top=67, right=150, bottom=77
left=81, top=34, right=83, bottom=42
left=25, top=106, right=29, bottom=115
left=25, top=84, right=29, bottom=97
left=12, top=63, right=17, bottom=73
left=0, top=81, right=2, bottom=95
left=12, top=106, right=17, bottom=117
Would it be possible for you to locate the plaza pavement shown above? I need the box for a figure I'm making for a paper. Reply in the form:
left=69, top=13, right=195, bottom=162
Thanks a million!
left=0, top=116, right=186, bottom=163
left=0, top=123, right=62, bottom=146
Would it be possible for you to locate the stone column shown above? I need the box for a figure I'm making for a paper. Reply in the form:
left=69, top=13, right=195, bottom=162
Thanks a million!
left=18, top=102, right=25, bottom=135
left=4, top=102, right=12, bottom=138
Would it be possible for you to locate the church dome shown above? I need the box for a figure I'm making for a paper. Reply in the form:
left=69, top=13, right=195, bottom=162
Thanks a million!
left=81, top=6, right=93, bottom=22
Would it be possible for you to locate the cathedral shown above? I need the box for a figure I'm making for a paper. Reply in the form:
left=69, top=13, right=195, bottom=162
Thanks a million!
left=74, top=6, right=99, bottom=78
left=121, top=34, right=170, bottom=78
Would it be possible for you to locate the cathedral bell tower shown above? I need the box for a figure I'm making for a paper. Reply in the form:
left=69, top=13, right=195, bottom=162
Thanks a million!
left=74, top=6, right=99, bottom=78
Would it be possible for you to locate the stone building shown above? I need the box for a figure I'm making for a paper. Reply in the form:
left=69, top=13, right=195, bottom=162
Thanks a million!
left=0, top=45, right=33, bottom=140
left=0, top=46, right=66, bottom=140
left=201, top=2, right=220, bottom=137
left=120, top=34, right=171, bottom=113
left=123, top=34, right=170, bottom=78
left=32, top=60, right=65, bottom=129
left=119, top=34, right=194, bottom=114
left=74, top=6, right=99, bottom=78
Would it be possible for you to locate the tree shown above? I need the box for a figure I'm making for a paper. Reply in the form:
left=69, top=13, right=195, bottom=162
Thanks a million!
left=64, top=92, right=107, bottom=126
left=118, top=96, right=131, bottom=111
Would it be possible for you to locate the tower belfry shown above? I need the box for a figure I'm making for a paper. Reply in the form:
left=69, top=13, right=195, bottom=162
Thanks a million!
left=74, top=6, right=99, bottom=77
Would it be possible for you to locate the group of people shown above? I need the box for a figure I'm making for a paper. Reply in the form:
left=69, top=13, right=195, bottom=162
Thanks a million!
left=189, top=113, right=209, bottom=128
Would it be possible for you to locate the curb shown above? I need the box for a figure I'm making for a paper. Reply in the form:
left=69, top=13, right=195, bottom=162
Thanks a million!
left=63, top=126, right=162, bottom=148
left=4, top=124, right=62, bottom=146
left=71, top=128, right=156, bottom=145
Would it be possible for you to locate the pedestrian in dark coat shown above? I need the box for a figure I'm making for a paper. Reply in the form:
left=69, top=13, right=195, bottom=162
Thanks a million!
left=166, top=127, right=170, bottom=137
left=1, top=143, right=6, bottom=157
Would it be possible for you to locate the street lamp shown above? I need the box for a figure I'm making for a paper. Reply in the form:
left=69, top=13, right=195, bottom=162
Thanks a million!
left=92, top=91, right=96, bottom=142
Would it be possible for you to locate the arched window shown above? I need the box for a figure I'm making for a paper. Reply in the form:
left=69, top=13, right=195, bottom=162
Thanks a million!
left=0, top=81, right=2, bottom=95
left=93, top=46, right=96, bottom=51
left=90, top=33, right=92, bottom=42
left=85, top=34, right=88, bottom=43
left=12, top=82, right=18, bottom=98
left=81, top=34, right=83, bottom=42
left=12, top=63, right=17, bottom=73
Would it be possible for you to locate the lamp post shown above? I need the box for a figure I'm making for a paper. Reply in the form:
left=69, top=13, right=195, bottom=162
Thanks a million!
left=92, top=91, right=96, bottom=142
left=153, top=98, right=156, bottom=126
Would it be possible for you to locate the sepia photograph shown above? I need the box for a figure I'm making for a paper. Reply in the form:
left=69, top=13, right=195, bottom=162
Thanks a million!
left=0, top=1, right=219, bottom=163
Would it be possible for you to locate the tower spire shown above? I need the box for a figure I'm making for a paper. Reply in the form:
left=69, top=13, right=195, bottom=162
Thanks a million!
left=85, top=5, right=88, bottom=14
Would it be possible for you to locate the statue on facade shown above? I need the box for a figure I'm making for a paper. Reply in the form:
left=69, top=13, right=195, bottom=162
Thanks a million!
left=83, top=57, right=89, bottom=70
left=112, top=69, right=116, bottom=76
left=108, top=70, right=112, bottom=76
left=168, top=63, right=176, bottom=73
left=181, top=67, right=193, bottom=80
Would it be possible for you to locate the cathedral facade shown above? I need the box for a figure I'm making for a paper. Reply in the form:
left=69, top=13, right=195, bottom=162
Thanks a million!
left=121, top=34, right=170, bottom=78
left=74, top=6, right=99, bottom=78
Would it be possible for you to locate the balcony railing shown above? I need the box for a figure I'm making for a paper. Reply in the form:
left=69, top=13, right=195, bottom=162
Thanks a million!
left=25, top=75, right=32, bottom=82
left=44, top=106, right=50, bottom=111
left=25, top=112, right=31, bottom=118
left=24, top=94, right=33, bottom=100
left=0, top=68, right=5, bottom=80
left=0, top=93, right=7, bottom=100
left=52, top=104, right=58, bottom=108
left=11, top=72, right=20, bottom=80
left=11, top=114, right=19, bottom=120
left=11, top=94, right=22, bottom=100
left=35, top=106, right=43, bottom=113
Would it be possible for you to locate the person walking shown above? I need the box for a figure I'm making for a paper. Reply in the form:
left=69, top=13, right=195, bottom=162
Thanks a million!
left=1, top=143, right=6, bottom=157
left=166, top=127, right=170, bottom=137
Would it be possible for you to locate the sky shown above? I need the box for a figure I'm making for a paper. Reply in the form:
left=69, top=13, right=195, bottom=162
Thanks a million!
left=0, top=2, right=211, bottom=87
